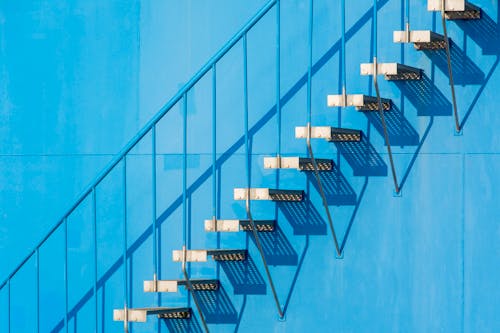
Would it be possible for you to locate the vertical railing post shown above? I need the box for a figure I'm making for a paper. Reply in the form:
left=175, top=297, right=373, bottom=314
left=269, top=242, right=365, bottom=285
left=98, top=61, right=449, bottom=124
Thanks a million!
left=92, top=187, right=98, bottom=333
left=64, top=218, right=68, bottom=333
left=372, top=0, right=400, bottom=194
left=152, top=125, right=158, bottom=291
left=305, top=0, right=342, bottom=256
left=212, top=65, right=217, bottom=223
left=7, top=279, right=10, bottom=333
left=36, top=248, right=40, bottom=333
left=243, top=32, right=284, bottom=318
left=122, top=157, right=129, bottom=333
left=276, top=0, right=281, bottom=158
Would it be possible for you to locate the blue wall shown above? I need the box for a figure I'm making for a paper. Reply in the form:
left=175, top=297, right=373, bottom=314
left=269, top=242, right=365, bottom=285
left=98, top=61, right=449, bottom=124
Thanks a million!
left=1, top=0, right=499, bottom=332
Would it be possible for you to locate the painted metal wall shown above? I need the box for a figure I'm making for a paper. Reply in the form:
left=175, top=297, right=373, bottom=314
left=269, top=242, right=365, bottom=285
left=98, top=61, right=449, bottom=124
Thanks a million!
left=1, top=0, right=499, bottom=332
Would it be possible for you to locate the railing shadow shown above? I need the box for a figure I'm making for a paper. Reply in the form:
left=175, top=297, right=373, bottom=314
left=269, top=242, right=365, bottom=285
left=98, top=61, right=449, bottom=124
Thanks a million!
left=38, top=1, right=393, bottom=331
left=339, top=177, right=369, bottom=253
left=219, top=255, right=266, bottom=295
left=394, top=73, right=452, bottom=116
left=423, top=40, right=485, bottom=85
left=306, top=165, right=357, bottom=206
left=363, top=105, right=420, bottom=146
left=453, top=8, right=500, bottom=56
left=333, top=133, right=388, bottom=177
left=277, top=197, right=327, bottom=235
left=164, top=315, right=203, bottom=333
left=194, top=285, right=238, bottom=324
left=249, top=225, right=298, bottom=266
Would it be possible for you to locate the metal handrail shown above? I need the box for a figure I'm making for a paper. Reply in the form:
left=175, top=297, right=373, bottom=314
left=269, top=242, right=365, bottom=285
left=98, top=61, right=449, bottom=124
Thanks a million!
left=0, top=0, right=278, bottom=291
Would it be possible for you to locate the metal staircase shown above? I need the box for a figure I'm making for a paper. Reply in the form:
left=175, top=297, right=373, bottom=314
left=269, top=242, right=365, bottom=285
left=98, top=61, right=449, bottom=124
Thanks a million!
left=0, top=0, right=484, bottom=332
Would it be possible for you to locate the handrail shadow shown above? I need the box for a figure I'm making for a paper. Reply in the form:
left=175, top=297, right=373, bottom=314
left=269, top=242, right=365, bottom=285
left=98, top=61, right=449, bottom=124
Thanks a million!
left=363, top=105, right=420, bottom=146
left=423, top=40, right=485, bottom=85
left=339, top=177, right=369, bottom=253
left=394, top=73, right=452, bottom=116
left=277, top=197, right=327, bottom=235
left=249, top=225, right=298, bottom=266
left=36, top=1, right=393, bottom=331
left=219, top=255, right=266, bottom=295
left=306, top=165, right=357, bottom=206
left=453, top=8, right=500, bottom=56
left=194, top=285, right=238, bottom=324
left=164, top=315, right=203, bottom=333
left=333, top=133, right=388, bottom=177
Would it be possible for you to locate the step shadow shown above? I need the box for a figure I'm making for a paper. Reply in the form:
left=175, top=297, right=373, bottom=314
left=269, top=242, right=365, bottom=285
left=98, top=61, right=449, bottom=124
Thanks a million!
left=423, top=40, right=485, bottom=85
left=306, top=165, right=357, bottom=206
left=394, top=73, right=452, bottom=116
left=333, top=133, right=388, bottom=177
left=249, top=225, right=298, bottom=266
left=453, top=9, right=500, bottom=55
left=219, top=255, right=266, bottom=295
left=164, top=315, right=203, bottom=333
left=194, top=285, right=238, bottom=324
left=363, top=105, right=420, bottom=146
left=277, top=197, right=327, bottom=235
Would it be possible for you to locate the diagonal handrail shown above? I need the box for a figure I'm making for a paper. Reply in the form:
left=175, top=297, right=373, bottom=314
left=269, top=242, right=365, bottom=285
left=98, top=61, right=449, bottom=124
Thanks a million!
left=0, top=0, right=278, bottom=291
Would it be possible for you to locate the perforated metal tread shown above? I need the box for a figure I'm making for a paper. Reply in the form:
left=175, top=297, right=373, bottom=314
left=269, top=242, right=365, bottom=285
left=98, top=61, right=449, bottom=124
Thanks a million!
left=172, top=249, right=248, bottom=262
left=393, top=30, right=447, bottom=50
left=144, top=279, right=219, bottom=292
left=234, top=188, right=304, bottom=202
left=428, top=0, right=481, bottom=20
left=263, top=156, right=333, bottom=171
left=327, top=94, right=391, bottom=111
left=113, top=307, right=191, bottom=322
left=360, top=62, right=422, bottom=80
left=205, top=219, right=275, bottom=232
left=295, top=126, right=362, bottom=142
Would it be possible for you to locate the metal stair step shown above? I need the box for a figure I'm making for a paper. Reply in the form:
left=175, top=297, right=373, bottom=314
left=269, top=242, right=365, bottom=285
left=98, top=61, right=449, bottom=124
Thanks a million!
left=295, top=126, right=362, bottom=142
left=263, top=156, right=333, bottom=171
left=172, top=249, right=247, bottom=262
left=428, top=0, right=481, bottom=19
left=393, top=30, right=447, bottom=50
left=205, top=219, right=275, bottom=232
left=233, top=188, right=304, bottom=202
left=360, top=62, right=422, bottom=80
left=113, top=307, right=191, bottom=322
left=327, top=94, right=391, bottom=111
left=144, top=279, right=220, bottom=292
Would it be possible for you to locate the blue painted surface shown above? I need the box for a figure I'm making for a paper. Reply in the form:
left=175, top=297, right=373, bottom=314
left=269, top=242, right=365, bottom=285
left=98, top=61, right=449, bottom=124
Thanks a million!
left=0, top=0, right=499, bottom=332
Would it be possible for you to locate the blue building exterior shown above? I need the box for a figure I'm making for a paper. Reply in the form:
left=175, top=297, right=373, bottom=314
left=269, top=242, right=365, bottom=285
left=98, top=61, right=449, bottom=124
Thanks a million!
left=1, top=0, right=499, bottom=332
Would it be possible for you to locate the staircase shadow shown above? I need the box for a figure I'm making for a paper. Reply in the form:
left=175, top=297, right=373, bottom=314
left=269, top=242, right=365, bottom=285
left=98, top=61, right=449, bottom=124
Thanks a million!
left=394, top=73, right=452, bottom=116
left=453, top=9, right=500, bottom=56
left=423, top=40, right=485, bottom=85
left=306, top=166, right=357, bottom=206
left=219, top=255, right=266, bottom=295
left=249, top=225, right=298, bottom=266
left=164, top=316, right=203, bottom=333
left=277, top=197, right=327, bottom=235
left=333, top=133, right=388, bottom=177
left=363, top=105, right=420, bottom=146
left=194, top=285, right=238, bottom=324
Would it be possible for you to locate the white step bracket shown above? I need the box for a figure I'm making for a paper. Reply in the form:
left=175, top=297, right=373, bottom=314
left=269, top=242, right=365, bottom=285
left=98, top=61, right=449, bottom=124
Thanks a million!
left=263, top=156, right=333, bottom=171
left=327, top=94, right=391, bottom=111
left=360, top=62, right=422, bottom=80
left=204, top=219, right=275, bottom=232
left=172, top=249, right=247, bottom=262
left=295, top=126, right=362, bottom=142
left=393, top=30, right=447, bottom=50
left=144, top=279, right=219, bottom=293
left=233, top=188, right=304, bottom=202
left=113, top=307, right=191, bottom=322
left=428, top=0, right=481, bottom=19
